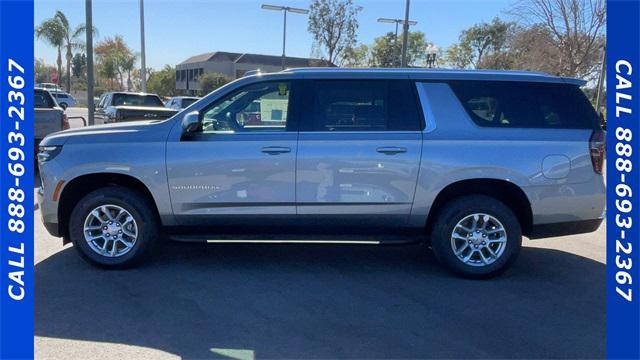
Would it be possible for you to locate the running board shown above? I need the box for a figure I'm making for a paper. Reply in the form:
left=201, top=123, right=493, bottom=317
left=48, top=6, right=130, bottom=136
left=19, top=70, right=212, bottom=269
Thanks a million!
left=204, top=239, right=380, bottom=245
left=168, top=233, right=420, bottom=244
left=169, top=234, right=380, bottom=245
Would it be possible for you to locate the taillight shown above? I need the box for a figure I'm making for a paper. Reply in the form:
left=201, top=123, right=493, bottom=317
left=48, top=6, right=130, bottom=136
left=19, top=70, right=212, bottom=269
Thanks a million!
left=589, top=130, right=605, bottom=174
left=61, top=113, right=70, bottom=130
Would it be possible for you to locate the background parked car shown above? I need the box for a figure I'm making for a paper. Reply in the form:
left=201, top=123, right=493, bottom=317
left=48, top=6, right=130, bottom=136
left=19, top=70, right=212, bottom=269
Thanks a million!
left=35, top=88, right=68, bottom=147
left=50, top=91, right=77, bottom=109
left=95, top=92, right=178, bottom=123
left=165, top=96, right=201, bottom=110
left=35, top=82, right=62, bottom=92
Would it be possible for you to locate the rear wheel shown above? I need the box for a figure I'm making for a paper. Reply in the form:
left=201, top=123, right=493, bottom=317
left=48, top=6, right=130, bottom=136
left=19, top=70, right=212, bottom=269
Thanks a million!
left=430, top=195, right=522, bottom=278
left=68, top=186, right=160, bottom=268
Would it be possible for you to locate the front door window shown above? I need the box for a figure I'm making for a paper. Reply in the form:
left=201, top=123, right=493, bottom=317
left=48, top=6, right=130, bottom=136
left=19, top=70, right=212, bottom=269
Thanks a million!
left=199, top=81, right=291, bottom=133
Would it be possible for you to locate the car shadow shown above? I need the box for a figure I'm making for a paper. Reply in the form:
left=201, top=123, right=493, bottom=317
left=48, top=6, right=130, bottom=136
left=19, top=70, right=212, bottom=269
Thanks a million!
left=35, top=242, right=605, bottom=359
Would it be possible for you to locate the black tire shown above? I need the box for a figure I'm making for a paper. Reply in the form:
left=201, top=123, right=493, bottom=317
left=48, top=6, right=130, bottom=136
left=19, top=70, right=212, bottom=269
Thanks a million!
left=69, top=186, right=160, bottom=268
left=429, top=195, right=522, bottom=279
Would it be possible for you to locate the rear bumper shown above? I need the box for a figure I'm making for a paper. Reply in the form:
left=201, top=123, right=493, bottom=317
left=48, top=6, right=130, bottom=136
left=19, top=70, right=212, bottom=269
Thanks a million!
left=529, top=218, right=603, bottom=239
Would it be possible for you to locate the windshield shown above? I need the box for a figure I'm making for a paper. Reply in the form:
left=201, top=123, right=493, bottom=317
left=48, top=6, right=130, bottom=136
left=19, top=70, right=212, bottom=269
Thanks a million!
left=113, top=93, right=164, bottom=107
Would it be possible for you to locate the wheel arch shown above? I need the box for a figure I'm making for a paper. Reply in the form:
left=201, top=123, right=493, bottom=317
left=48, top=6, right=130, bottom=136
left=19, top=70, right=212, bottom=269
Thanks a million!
left=425, top=178, right=533, bottom=237
left=58, top=172, right=160, bottom=241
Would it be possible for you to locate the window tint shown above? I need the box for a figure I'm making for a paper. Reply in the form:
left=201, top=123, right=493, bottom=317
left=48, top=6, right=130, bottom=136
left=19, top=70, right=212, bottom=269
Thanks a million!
left=181, top=98, right=198, bottom=108
left=306, top=80, right=421, bottom=131
left=199, top=81, right=291, bottom=133
left=98, top=93, right=108, bottom=108
left=449, top=81, right=599, bottom=129
left=34, top=91, right=52, bottom=108
left=112, top=93, right=164, bottom=107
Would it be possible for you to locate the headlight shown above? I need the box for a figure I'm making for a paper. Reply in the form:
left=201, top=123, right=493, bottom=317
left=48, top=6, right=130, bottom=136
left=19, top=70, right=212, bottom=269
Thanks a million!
left=37, top=145, right=62, bottom=164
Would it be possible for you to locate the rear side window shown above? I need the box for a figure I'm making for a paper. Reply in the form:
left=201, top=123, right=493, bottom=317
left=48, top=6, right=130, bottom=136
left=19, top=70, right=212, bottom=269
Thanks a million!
left=181, top=98, right=198, bottom=108
left=449, top=81, right=599, bottom=129
left=304, top=80, right=421, bottom=131
left=34, top=91, right=53, bottom=108
left=112, top=93, right=164, bottom=107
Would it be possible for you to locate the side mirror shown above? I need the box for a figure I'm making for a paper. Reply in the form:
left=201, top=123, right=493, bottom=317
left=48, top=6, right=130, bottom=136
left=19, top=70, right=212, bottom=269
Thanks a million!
left=59, top=103, right=67, bottom=110
left=181, top=111, right=201, bottom=134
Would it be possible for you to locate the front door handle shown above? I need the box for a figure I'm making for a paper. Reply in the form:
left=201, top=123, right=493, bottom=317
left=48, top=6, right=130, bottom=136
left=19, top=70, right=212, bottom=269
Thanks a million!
left=376, top=146, right=407, bottom=155
left=261, top=146, right=291, bottom=155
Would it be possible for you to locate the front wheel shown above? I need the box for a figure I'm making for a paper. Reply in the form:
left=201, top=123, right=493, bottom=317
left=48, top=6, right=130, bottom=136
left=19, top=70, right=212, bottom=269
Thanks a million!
left=68, top=186, right=160, bottom=268
left=430, top=195, right=522, bottom=278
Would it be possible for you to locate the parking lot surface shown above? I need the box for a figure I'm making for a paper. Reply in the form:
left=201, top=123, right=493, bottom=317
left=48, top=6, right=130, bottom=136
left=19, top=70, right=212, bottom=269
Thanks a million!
left=35, top=205, right=606, bottom=359
left=34, top=113, right=606, bottom=359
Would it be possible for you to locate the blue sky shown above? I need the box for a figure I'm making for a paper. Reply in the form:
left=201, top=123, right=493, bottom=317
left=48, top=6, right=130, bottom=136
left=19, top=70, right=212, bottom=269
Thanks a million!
left=35, top=0, right=514, bottom=69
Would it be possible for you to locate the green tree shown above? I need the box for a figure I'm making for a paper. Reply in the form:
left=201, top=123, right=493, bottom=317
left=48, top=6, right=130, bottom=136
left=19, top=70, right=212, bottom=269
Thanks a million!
left=35, top=15, right=65, bottom=86
left=98, top=57, right=117, bottom=90
left=95, top=35, right=135, bottom=90
left=370, top=32, right=400, bottom=67
left=308, top=0, right=361, bottom=64
left=147, top=65, right=177, bottom=97
left=121, top=53, right=138, bottom=91
left=342, top=44, right=370, bottom=67
left=445, top=43, right=473, bottom=69
left=198, top=72, right=231, bottom=95
left=370, top=31, right=433, bottom=67
left=447, top=17, right=515, bottom=69
left=71, top=53, right=86, bottom=78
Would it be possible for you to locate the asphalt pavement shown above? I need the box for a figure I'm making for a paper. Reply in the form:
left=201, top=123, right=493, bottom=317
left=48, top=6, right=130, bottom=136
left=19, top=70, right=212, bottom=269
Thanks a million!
left=34, top=109, right=606, bottom=359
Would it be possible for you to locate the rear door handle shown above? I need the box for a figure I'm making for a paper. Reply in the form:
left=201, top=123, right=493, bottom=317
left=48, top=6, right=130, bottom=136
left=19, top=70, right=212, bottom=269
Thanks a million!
left=261, top=146, right=291, bottom=155
left=376, top=146, right=407, bottom=155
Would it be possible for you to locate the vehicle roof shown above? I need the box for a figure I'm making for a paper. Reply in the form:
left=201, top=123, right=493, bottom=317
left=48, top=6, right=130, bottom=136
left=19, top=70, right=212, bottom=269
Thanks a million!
left=108, top=91, right=161, bottom=96
left=172, top=96, right=200, bottom=99
left=262, top=68, right=586, bottom=85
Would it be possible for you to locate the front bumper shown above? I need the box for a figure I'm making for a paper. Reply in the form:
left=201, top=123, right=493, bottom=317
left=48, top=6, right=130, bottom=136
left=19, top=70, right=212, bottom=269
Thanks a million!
left=38, top=186, right=61, bottom=237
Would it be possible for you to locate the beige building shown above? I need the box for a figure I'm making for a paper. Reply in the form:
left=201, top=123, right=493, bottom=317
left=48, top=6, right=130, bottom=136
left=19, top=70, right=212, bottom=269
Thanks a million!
left=176, top=51, right=333, bottom=94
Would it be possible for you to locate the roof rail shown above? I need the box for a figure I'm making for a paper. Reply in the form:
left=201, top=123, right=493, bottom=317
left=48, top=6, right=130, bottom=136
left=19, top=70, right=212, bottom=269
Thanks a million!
left=281, top=67, right=551, bottom=77
left=243, top=69, right=262, bottom=77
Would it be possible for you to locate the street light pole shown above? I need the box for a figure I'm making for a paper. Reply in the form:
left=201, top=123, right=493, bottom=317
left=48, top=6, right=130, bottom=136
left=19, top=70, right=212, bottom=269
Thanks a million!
left=85, top=0, right=95, bottom=125
left=139, top=0, right=147, bottom=92
left=595, top=45, right=606, bottom=112
left=377, top=17, right=417, bottom=67
left=261, top=4, right=309, bottom=70
left=282, top=9, right=287, bottom=70
left=400, top=0, right=411, bottom=67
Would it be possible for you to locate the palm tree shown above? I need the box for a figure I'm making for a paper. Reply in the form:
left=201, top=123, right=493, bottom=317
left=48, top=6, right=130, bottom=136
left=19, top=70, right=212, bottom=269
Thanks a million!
left=121, top=53, right=138, bottom=91
left=35, top=16, right=65, bottom=87
left=54, top=11, right=94, bottom=93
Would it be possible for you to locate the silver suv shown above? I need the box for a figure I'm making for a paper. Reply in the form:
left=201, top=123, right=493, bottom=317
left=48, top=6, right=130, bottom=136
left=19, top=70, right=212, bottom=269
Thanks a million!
left=37, top=69, right=606, bottom=277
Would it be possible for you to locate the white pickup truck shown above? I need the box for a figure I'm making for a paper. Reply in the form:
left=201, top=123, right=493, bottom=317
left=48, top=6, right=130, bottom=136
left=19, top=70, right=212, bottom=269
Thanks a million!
left=35, top=88, right=68, bottom=146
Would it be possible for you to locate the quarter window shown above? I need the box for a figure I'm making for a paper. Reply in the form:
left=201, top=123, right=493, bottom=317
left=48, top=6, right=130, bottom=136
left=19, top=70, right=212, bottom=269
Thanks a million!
left=449, top=81, right=600, bottom=129
left=199, top=81, right=291, bottom=133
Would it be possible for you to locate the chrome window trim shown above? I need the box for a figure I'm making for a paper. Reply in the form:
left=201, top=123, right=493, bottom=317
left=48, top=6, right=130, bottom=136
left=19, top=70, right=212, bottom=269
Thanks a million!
left=297, top=131, right=422, bottom=135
